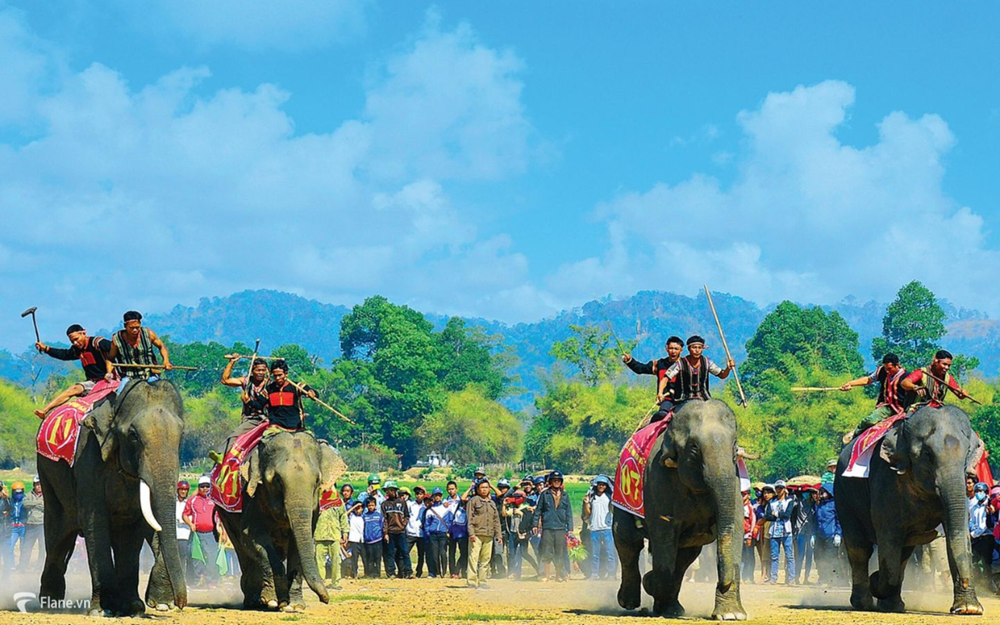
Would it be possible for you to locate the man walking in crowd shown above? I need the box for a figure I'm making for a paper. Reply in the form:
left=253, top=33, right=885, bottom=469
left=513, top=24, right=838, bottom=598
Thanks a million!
left=840, top=353, right=908, bottom=443
left=968, top=481, right=995, bottom=592
left=582, top=475, right=616, bottom=579
left=20, top=477, right=45, bottom=571
left=360, top=474, right=385, bottom=508
left=446, top=481, right=469, bottom=578
left=108, top=311, right=172, bottom=379
left=422, top=487, right=451, bottom=578
left=34, top=324, right=114, bottom=418
left=467, top=479, right=502, bottom=588
left=381, top=480, right=411, bottom=579
left=406, top=486, right=427, bottom=577
left=765, top=480, right=796, bottom=585
left=315, top=484, right=349, bottom=589
left=536, top=471, right=573, bottom=582
left=183, top=476, right=219, bottom=587
left=813, top=483, right=842, bottom=587
left=623, top=336, right=684, bottom=422
left=175, top=480, right=193, bottom=578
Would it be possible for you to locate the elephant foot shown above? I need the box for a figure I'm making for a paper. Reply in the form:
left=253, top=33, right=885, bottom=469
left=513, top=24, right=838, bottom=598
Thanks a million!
left=282, top=603, right=306, bottom=613
left=154, top=603, right=170, bottom=612
left=713, top=610, right=748, bottom=621
left=877, top=597, right=905, bottom=613
left=617, top=583, right=641, bottom=611
left=662, top=601, right=685, bottom=617
left=850, top=588, right=875, bottom=611
left=951, top=599, right=984, bottom=615
left=266, top=599, right=279, bottom=610
left=87, top=605, right=114, bottom=618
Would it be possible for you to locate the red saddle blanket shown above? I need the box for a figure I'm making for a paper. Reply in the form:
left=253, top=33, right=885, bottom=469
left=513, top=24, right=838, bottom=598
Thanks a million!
left=36, top=380, right=120, bottom=466
left=612, top=417, right=673, bottom=518
left=210, top=421, right=274, bottom=513
left=844, top=411, right=908, bottom=476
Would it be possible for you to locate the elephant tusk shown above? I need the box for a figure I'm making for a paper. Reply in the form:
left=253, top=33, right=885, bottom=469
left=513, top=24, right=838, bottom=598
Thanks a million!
left=140, top=480, right=163, bottom=532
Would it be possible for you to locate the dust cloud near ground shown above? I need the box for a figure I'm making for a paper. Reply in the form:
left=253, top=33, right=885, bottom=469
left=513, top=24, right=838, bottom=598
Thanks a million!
left=1, top=574, right=998, bottom=625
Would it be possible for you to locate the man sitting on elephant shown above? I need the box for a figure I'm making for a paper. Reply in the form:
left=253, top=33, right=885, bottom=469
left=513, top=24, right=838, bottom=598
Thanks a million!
left=266, top=360, right=317, bottom=430
left=899, top=350, right=968, bottom=411
left=211, top=355, right=271, bottom=462
left=840, top=353, right=908, bottom=443
left=657, top=335, right=735, bottom=409
left=34, top=324, right=115, bottom=418
left=108, top=311, right=172, bottom=380
left=622, top=336, right=684, bottom=422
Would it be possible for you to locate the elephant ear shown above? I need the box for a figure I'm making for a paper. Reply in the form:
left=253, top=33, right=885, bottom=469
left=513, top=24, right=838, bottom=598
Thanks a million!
left=965, top=431, right=986, bottom=478
left=319, top=443, right=347, bottom=492
left=881, top=423, right=918, bottom=474
left=242, top=446, right=262, bottom=498
left=81, top=399, right=117, bottom=463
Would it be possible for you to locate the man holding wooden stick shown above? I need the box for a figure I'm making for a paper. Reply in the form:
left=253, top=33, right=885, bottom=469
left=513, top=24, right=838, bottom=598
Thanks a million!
left=622, top=335, right=684, bottom=422
left=266, top=359, right=317, bottom=430
left=107, top=310, right=172, bottom=380
left=899, top=350, right=969, bottom=410
left=839, top=353, right=908, bottom=443
left=658, top=335, right=736, bottom=408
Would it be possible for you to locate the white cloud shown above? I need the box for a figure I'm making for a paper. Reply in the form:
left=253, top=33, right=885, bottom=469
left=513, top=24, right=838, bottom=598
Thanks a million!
left=135, top=0, right=369, bottom=51
left=0, top=8, right=541, bottom=348
left=554, top=80, right=999, bottom=314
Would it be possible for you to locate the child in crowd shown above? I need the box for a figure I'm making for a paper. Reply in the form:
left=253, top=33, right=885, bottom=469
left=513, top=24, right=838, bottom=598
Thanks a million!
left=361, top=497, right=384, bottom=578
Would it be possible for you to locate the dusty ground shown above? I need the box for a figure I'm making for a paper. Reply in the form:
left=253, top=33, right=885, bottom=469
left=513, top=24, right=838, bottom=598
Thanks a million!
left=1, top=570, right=998, bottom=625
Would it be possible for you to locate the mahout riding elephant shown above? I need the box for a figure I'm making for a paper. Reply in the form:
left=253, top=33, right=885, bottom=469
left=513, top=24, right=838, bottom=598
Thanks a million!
left=37, top=379, right=187, bottom=616
left=217, top=430, right=346, bottom=611
left=835, top=404, right=984, bottom=614
left=613, top=399, right=746, bottom=620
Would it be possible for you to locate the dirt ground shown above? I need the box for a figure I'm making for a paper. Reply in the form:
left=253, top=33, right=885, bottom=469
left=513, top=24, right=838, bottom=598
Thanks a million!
left=1, top=569, right=998, bottom=625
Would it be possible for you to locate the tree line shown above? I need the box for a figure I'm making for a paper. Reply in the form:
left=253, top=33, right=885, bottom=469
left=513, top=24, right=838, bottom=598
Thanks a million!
left=1, top=282, right=996, bottom=479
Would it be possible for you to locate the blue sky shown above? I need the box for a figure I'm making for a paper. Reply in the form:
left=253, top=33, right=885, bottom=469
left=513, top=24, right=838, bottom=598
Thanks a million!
left=1, top=1, right=998, bottom=350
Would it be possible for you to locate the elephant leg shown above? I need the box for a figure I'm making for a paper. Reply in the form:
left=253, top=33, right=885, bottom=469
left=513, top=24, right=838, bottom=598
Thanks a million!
left=284, top=541, right=306, bottom=612
left=110, top=522, right=146, bottom=616
left=658, top=545, right=702, bottom=617
left=613, top=510, right=645, bottom=611
left=843, top=535, right=875, bottom=611
left=80, top=499, right=117, bottom=616
left=643, top=527, right=681, bottom=615
left=38, top=496, right=76, bottom=603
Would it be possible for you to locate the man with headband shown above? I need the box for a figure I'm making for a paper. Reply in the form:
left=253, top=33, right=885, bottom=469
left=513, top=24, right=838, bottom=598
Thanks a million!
left=658, top=335, right=736, bottom=408
left=107, top=310, right=172, bottom=379
left=33, top=324, right=114, bottom=418
left=210, top=353, right=273, bottom=462
left=622, top=335, right=684, bottom=422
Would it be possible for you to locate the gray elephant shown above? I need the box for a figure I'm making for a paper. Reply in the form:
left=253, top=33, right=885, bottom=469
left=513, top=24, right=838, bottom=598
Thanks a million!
left=613, top=399, right=747, bottom=620
left=37, top=379, right=186, bottom=616
left=835, top=404, right=983, bottom=614
left=217, top=430, right=346, bottom=611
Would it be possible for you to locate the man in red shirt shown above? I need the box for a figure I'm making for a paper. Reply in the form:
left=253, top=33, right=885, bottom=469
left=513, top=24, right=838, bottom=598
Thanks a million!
left=899, top=350, right=967, bottom=410
left=840, top=353, right=908, bottom=443
left=183, top=476, right=219, bottom=586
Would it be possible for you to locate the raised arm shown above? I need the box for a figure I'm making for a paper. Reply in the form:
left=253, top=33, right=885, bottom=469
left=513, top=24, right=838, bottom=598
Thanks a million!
left=35, top=342, right=77, bottom=361
left=148, top=329, right=172, bottom=369
left=220, top=355, right=245, bottom=388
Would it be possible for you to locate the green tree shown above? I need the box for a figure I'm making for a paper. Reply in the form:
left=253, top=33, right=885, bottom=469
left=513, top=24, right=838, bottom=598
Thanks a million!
left=742, top=302, right=864, bottom=399
left=872, top=281, right=979, bottom=377
left=550, top=324, right=629, bottom=386
left=271, top=344, right=319, bottom=375
left=436, top=318, right=509, bottom=400
left=164, top=339, right=252, bottom=397
left=0, top=380, right=41, bottom=469
left=417, top=385, right=522, bottom=465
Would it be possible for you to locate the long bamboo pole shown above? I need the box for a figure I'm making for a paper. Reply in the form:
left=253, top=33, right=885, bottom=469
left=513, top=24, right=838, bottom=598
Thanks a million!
left=703, top=285, right=748, bottom=407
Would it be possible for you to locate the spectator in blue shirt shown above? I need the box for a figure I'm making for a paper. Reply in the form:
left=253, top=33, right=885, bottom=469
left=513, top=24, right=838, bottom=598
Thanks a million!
left=813, top=483, right=842, bottom=587
left=361, top=498, right=384, bottom=578
left=421, top=488, right=452, bottom=578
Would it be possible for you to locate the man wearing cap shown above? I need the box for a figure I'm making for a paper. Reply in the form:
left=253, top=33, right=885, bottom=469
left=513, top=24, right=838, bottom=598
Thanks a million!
left=381, top=481, right=411, bottom=579
left=107, top=310, right=172, bottom=379
left=360, top=474, right=386, bottom=508
left=582, top=475, right=616, bottom=580
left=658, top=335, right=735, bottom=406
left=754, top=484, right=775, bottom=583
left=6, top=481, right=27, bottom=573
left=421, top=487, right=452, bottom=578
left=183, top=476, right=219, bottom=587
left=821, top=458, right=837, bottom=483
left=34, top=325, right=115, bottom=418
left=535, top=471, right=573, bottom=581
left=405, top=486, right=427, bottom=578
left=763, top=480, right=796, bottom=585
left=175, top=480, right=193, bottom=578
left=840, top=353, right=909, bottom=444
left=623, top=336, right=685, bottom=422
left=316, top=483, right=350, bottom=589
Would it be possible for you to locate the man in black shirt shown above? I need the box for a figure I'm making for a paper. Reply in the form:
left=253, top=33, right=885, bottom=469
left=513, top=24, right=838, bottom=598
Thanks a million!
left=265, top=359, right=316, bottom=430
left=212, top=354, right=272, bottom=461
left=34, top=324, right=114, bottom=418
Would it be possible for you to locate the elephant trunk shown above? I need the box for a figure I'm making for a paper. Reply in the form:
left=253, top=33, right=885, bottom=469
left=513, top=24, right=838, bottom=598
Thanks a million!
left=289, top=502, right=329, bottom=604
left=705, top=465, right=741, bottom=590
left=143, top=465, right=188, bottom=608
left=938, top=468, right=980, bottom=608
